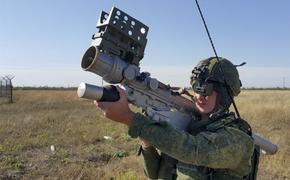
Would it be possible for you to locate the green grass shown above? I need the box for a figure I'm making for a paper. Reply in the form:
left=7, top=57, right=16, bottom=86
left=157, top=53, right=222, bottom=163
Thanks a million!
left=0, top=90, right=144, bottom=179
left=0, top=90, right=289, bottom=179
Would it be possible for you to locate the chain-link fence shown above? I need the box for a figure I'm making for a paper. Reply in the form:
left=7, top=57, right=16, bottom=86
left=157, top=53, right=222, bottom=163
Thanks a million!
left=0, top=76, right=14, bottom=103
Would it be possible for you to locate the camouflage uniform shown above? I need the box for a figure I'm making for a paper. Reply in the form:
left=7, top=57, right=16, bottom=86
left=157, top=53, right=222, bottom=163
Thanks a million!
left=129, top=112, right=254, bottom=179
left=128, top=57, right=255, bottom=179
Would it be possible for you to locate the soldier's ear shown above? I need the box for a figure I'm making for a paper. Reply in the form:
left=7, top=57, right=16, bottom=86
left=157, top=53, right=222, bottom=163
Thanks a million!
left=213, top=92, right=222, bottom=111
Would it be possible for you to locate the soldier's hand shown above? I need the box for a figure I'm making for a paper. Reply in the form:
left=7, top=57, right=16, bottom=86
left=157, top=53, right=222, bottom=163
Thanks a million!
left=94, top=86, right=134, bottom=126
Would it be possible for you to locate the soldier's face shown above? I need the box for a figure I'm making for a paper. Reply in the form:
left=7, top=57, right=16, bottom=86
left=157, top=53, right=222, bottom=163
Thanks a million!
left=194, top=91, right=217, bottom=114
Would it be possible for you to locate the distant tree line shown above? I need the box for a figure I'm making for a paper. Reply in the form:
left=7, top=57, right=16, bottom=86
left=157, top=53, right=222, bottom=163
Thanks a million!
left=14, top=86, right=77, bottom=90
left=13, top=86, right=290, bottom=91
left=241, top=87, right=290, bottom=90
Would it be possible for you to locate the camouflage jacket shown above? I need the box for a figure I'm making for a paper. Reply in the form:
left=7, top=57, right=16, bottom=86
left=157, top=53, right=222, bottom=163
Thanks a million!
left=128, top=112, right=255, bottom=180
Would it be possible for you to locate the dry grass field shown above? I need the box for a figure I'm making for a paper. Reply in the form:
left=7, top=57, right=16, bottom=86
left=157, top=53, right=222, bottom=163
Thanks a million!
left=0, top=90, right=289, bottom=179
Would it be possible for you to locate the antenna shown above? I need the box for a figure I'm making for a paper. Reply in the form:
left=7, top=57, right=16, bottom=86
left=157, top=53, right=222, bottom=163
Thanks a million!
left=194, top=0, right=241, bottom=118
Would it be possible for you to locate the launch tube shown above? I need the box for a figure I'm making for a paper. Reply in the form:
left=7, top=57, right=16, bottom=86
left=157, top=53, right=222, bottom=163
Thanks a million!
left=77, top=82, right=119, bottom=102
left=252, top=133, right=278, bottom=155
left=81, top=46, right=128, bottom=84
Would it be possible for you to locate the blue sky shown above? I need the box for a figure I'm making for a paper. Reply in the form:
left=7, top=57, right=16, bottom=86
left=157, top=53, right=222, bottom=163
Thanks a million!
left=1, top=0, right=290, bottom=87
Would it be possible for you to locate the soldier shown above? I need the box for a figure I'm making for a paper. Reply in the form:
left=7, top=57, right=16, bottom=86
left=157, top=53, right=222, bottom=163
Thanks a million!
left=95, top=57, right=257, bottom=179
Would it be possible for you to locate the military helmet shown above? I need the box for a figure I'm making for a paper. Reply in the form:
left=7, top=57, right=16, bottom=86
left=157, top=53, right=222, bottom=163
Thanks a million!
left=190, top=57, right=242, bottom=108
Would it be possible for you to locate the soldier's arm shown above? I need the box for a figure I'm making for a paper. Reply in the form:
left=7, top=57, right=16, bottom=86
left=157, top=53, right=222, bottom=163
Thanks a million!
left=129, top=113, right=254, bottom=170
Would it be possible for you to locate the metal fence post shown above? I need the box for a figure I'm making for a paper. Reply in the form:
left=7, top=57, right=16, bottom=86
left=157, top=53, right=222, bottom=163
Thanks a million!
left=0, top=79, right=2, bottom=97
left=10, top=80, right=13, bottom=103
left=0, top=75, right=14, bottom=103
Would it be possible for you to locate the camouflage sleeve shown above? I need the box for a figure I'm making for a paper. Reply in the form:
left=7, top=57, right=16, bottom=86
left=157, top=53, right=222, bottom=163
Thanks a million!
left=129, top=113, right=254, bottom=170
left=140, top=146, right=161, bottom=179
